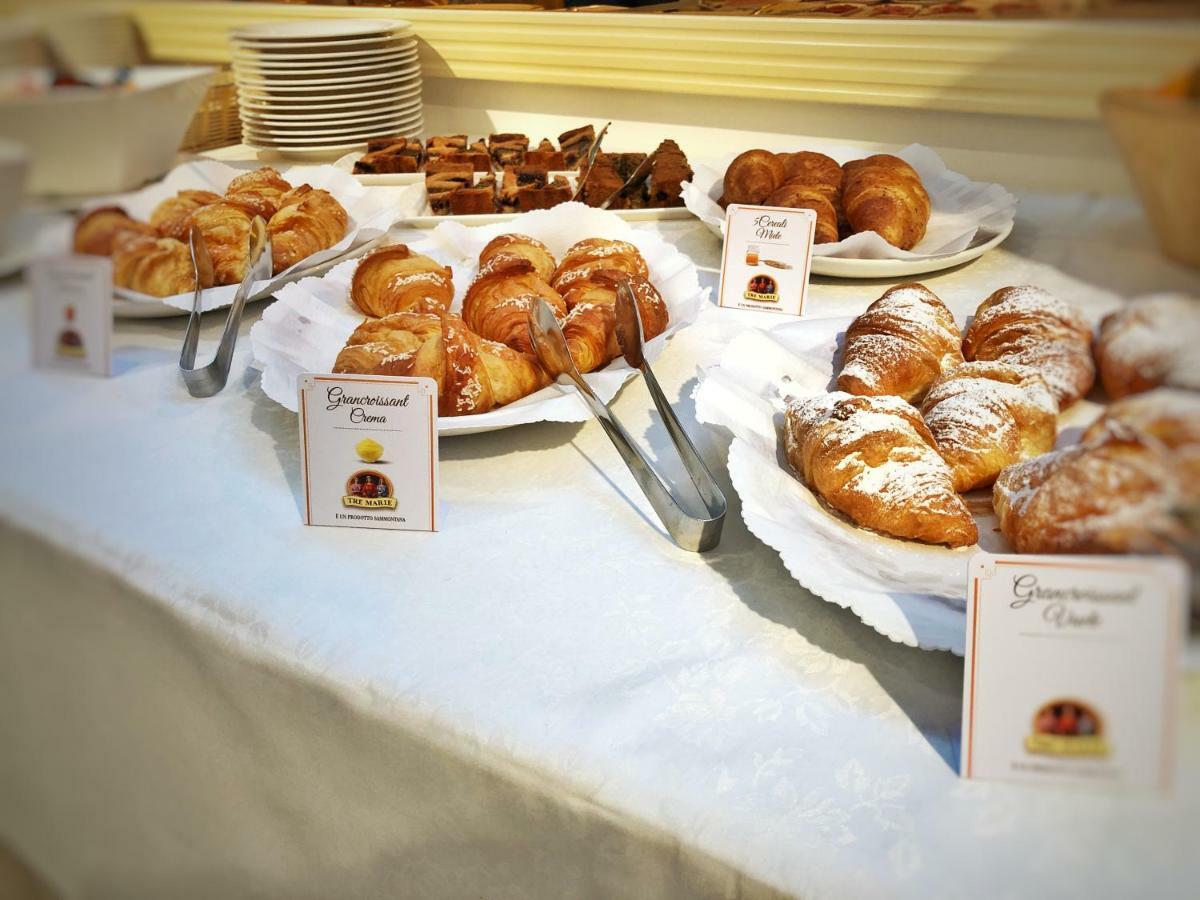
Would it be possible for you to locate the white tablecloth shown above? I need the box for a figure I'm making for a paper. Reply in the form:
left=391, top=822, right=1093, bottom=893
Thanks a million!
left=1, top=194, right=1198, bottom=900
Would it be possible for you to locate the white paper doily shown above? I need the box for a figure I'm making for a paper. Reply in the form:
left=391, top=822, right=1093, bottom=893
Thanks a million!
left=250, top=202, right=710, bottom=435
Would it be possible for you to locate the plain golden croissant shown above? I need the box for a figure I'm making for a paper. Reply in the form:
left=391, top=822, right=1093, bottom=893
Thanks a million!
left=268, top=185, right=349, bottom=275
left=73, top=206, right=156, bottom=256
left=110, top=232, right=198, bottom=297
left=920, top=361, right=1058, bottom=492
left=1081, top=388, right=1200, bottom=501
left=837, top=283, right=964, bottom=403
left=149, top=190, right=222, bottom=242
left=478, top=233, right=556, bottom=283
left=775, top=150, right=845, bottom=234
left=784, top=392, right=978, bottom=547
left=1094, top=294, right=1200, bottom=399
left=962, top=285, right=1095, bottom=408
left=993, top=425, right=1182, bottom=554
left=186, top=201, right=256, bottom=286
left=333, top=311, right=549, bottom=417
left=349, top=244, right=454, bottom=318
left=722, top=149, right=786, bottom=206
left=560, top=273, right=669, bottom=373
left=841, top=154, right=930, bottom=250
left=764, top=179, right=839, bottom=244
left=551, top=238, right=649, bottom=292
left=462, top=255, right=566, bottom=354
left=225, top=166, right=293, bottom=219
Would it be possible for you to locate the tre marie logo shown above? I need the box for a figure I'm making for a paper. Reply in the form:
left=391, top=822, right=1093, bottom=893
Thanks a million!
left=1025, top=699, right=1109, bottom=758
left=343, top=470, right=398, bottom=509
left=744, top=273, right=778, bottom=303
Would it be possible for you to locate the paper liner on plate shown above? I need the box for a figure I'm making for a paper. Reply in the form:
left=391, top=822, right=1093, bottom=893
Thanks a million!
left=76, top=159, right=423, bottom=312
left=250, top=202, right=709, bottom=435
left=682, top=143, right=1017, bottom=261
left=693, top=300, right=1118, bottom=654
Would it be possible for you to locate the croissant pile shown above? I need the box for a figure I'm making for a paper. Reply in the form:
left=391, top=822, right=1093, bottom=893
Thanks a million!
left=722, top=149, right=930, bottom=250
left=333, top=234, right=670, bottom=417
left=73, top=166, right=350, bottom=297
left=782, top=282, right=1199, bottom=555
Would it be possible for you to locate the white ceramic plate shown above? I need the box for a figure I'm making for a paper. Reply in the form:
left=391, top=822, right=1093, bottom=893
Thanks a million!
left=234, top=69, right=417, bottom=90
left=810, top=221, right=1014, bottom=278
left=245, top=119, right=424, bottom=145
left=239, top=83, right=422, bottom=113
left=230, top=41, right=417, bottom=62
left=232, top=36, right=414, bottom=54
left=243, top=103, right=421, bottom=127
left=236, top=78, right=420, bottom=101
left=250, top=203, right=709, bottom=435
left=231, top=20, right=408, bottom=42
left=231, top=52, right=418, bottom=76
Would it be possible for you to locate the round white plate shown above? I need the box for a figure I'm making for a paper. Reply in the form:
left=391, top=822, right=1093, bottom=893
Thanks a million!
left=244, top=117, right=423, bottom=142
left=243, top=101, right=421, bottom=126
left=236, top=77, right=420, bottom=101
left=231, top=48, right=418, bottom=72
left=246, top=128, right=424, bottom=151
left=230, top=41, right=416, bottom=63
left=234, top=68, right=417, bottom=90
left=239, top=83, right=422, bottom=112
left=243, top=111, right=422, bottom=133
left=232, top=35, right=413, bottom=54
left=809, top=221, right=1015, bottom=278
left=244, top=135, right=423, bottom=156
left=112, top=297, right=192, bottom=319
left=231, top=19, right=408, bottom=42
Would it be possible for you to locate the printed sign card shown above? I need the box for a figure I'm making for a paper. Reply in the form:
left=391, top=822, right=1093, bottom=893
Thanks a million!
left=962, top=553, right=1187, bottom=790
left=718, top=204, right=816, bottom=316
left=30, top=255, right=112, bottom=376
left=298, top=373, right=439, bottom=532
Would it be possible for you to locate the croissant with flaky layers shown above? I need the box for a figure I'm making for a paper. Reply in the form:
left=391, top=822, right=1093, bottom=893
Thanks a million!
left=350, top=244, right=454, bottom=318
left=73, top=206, right=157, bottom=256
left=110, top=232, right=200, bottom=297
left=842, top=154, right=930, bottom=250
left=560, top=273, right=669, bottom=374
left=268, top=185, right=349, bottom=275
left=478, top=233, right=556, bottom=283
left=333, top=310, right=550, bottom=417
left=550, top=238, right=649, bottom=292
left=225, top=166, right=293, bottom=220
left=837, top=283, right=963, bottom=403
left=150, top=190, right=222, bottom=242
left=784, top=391, right=978, bottom=548
left=186, top=201, right=257, bottom=286
left=462, top=255, right=565, bottom=355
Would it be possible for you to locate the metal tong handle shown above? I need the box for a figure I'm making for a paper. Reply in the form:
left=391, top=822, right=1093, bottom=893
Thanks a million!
left=569, top=122, right=610, bottom=203
left=179, top=218, right=271, bottom=398
left=599, top=149, right=657, bottom=211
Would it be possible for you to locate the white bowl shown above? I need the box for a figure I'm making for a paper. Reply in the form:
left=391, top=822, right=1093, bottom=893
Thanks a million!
left=0, top=66, right=213, bottom=195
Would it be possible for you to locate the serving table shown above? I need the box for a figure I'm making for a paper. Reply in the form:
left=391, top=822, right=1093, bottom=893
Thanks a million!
left=1, top=193, right=1198, bottom=899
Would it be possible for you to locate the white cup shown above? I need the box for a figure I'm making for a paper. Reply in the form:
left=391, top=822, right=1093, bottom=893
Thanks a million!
left=0, top=138, right=30, bottom=253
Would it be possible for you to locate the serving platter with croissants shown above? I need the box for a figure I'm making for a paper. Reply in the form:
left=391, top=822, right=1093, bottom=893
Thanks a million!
left=696, top=282, right=1200, bottom=653
left=70, top=160, right=409, bottom=317
left=682, top=143, right=1016, bottom=278
left=251, top=203, right=708, bottom=435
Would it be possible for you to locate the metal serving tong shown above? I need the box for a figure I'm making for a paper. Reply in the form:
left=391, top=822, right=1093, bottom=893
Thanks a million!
left=527, top=285, right=727, bottom=552
left=599, top=150, right=657, bottom=211
left=569, top=122, right=611, bottom=203
left=179, top=218, right=272, bottom=398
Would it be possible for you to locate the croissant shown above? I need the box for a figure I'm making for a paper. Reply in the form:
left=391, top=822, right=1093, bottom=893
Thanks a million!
left=722, top=149, right=786, bottom=206
left=1094, top=293, right=1200, bottom=399
left=765, top=179, right=839, bottom=244
left=462, top=256, right=565, bottom=354
left=333, top=311, right=549, bottom=417
left=784, top=392, right=978, bottom=547
left=268, top=185, right=349, bottom=275
left=150, top=190, right=222, bottom=242
left=186, top=201, right=256, bottom=286
left=110, top=232, right=197, bottom=297
left=837, top=283, right=963, bottom=403
left=225, top=166, right=293, bottom=219
left=560, top=273, right=669, bottom=373
left=778, top=151, right=843, bottom=192
left=349, top=244, right=454, bottom=319
left=993, top=425, right=1182, bottom=554
left=920, top=361, right=1058, bottom=492
left=842, top=154, right=930, bottom=250
left=1081, top=388, right=1200, bottom=501
left=73, top=206, right=156, bottom=256
left=478, top=233, right=556, bottom=283
left=550, top=238, right=649, bottom=292
left=962, top=285, right=1095, bottom=408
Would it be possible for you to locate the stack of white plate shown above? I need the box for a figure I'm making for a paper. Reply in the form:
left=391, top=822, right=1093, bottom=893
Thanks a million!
left=230, top=19, right=422, bottom=156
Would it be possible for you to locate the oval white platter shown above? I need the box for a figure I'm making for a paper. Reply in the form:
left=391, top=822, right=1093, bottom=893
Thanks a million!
left=810, top=220, right=1014, bottom=278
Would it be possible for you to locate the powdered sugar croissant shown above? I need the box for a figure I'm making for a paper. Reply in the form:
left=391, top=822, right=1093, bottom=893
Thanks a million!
left=784, top=392, right=978, bottom=548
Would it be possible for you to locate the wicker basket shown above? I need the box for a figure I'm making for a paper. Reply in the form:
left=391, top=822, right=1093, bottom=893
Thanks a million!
left=179, top=68, right=242, bottom=155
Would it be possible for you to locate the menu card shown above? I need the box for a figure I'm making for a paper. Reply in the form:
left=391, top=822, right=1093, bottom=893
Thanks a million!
left=30, top=256, right=112, bottom=376
left=718, top=204, right=816, bottom=316
left=298, top=373, right=439, bottom=532
left=962, top=553, right=1187, bottom=790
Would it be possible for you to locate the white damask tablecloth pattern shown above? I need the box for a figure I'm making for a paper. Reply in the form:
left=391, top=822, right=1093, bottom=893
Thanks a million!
left=1, top=195, right=1198, bottom=900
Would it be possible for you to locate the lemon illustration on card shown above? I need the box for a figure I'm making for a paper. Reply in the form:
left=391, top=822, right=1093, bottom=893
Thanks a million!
left=356, top=438, right=384, bottom=463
